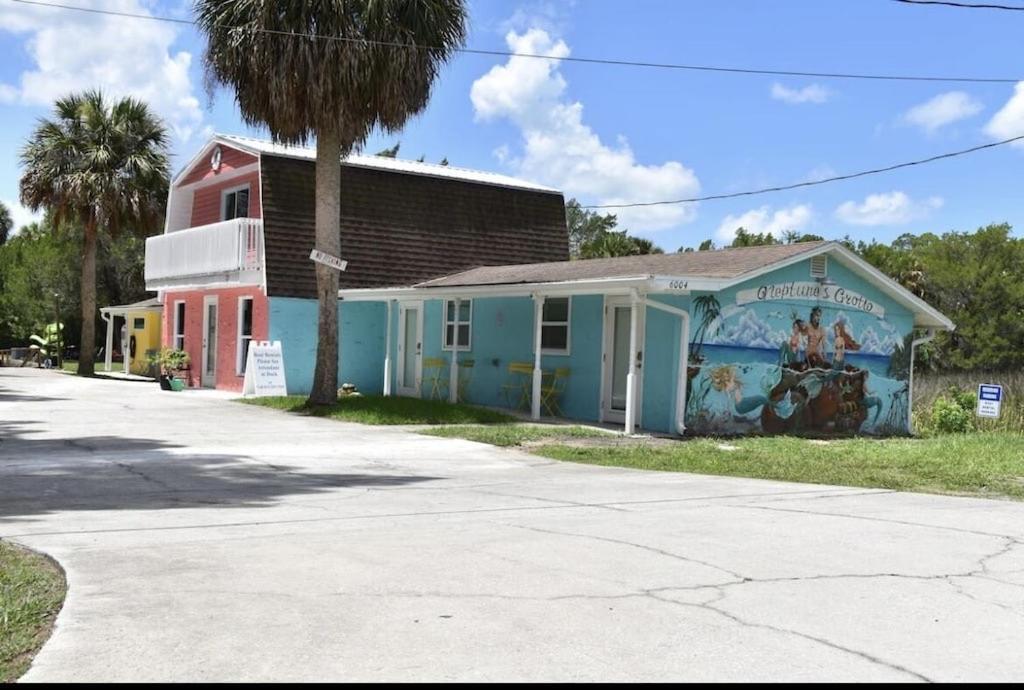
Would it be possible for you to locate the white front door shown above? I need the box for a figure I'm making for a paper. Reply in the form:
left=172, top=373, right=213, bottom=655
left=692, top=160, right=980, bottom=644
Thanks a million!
left=201, top=295, right=218, bottom=388
left=396, top=301, right=423, bottom=397
left=602, top=297, right=645, bottom=425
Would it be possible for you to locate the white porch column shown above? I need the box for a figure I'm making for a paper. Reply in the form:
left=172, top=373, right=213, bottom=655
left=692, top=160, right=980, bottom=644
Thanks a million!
left=531, top=294, right=544, bottom=420
left=624, top=291, right=640, bottom=434
left=103, top=313, right=113, bottom=372
left=122, top=315, right=130, bottom=375
left=383, top=300, right=393, bottom=396
left=448, top=298, right=460, bottom=404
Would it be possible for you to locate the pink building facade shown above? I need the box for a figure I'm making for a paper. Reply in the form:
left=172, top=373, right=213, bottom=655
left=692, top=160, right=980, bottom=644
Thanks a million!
left=160, top=287, right=269, bottom=391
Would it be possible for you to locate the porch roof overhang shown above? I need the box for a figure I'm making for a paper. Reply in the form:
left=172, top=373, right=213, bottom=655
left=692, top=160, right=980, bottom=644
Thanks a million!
left=337, top=241, right=955, bottom=331
left=99, top=298, right=163, bottom=317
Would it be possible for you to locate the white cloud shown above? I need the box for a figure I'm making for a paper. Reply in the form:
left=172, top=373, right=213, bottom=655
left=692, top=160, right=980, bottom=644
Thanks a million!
left=902, top=91, right=983, bottom=133
left=804, top=165, right=837, bottom=182
left=985, top=82, right=1024, bottom=148
left=835, top=191, right=943, bottom=226
left=2, top=199, right=43, bottom=235
left=0, top=0, right=203, bottom=141
left=470, top=29, right=700, bottom=232
left=770, top=83, right=830, bottom=105
left=714, top=204, right=813, bottom=243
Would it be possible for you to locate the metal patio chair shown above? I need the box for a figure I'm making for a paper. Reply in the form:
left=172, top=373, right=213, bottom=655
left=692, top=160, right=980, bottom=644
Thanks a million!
left=422, top=357, right=450, bottom=401
left=501, top=361, right=535, bottom=410
left=540, top=367, right=570, bottom=417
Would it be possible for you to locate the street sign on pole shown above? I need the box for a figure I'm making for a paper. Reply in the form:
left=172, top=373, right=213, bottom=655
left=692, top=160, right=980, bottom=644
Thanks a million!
left=977, top=384, right=1003, bottom=418
left=309, top=249, right=348, bottom=272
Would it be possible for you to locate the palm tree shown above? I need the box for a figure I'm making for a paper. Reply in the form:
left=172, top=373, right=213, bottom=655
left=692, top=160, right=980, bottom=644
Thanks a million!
left=0, top=201, right=11, bottom=246
left=196, top=0, right=468, bottom=405
left=20, top=91, right=170, bottom=376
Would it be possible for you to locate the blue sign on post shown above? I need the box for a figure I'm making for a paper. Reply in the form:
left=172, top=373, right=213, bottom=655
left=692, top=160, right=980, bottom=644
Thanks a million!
left=977, top=384, right=1003, bottom=418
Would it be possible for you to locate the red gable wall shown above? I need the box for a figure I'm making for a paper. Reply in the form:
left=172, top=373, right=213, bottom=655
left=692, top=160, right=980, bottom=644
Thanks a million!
left=189, top=171, right=262, bottom=228
left=179, top=144, right=258, bottom=187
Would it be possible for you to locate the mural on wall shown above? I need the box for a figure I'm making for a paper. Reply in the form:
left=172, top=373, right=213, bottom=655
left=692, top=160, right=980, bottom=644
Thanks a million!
left=686, top=282, right=912, bottom=436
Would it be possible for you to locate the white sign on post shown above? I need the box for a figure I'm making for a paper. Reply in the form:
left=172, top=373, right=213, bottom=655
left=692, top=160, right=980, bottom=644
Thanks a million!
left=309, top=249, right=348, bottom=272
left=242, top=341, right=288, bottom=397
left=976, top=384, right=1003, bottom=419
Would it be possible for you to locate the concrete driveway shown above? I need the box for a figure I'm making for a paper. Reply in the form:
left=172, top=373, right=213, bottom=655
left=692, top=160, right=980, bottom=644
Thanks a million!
left=2, top=367, right=1023, bottom=682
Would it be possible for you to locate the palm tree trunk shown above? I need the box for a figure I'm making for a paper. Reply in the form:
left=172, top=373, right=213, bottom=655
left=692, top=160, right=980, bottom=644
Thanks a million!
left=79, top=220, right=98, bottom=376
left=308, top=128, right=343, bottom=404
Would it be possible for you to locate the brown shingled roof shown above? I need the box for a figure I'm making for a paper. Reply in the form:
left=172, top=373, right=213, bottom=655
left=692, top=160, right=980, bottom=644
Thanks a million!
left=416, top=241, right=829, bottom=288
left=259, top=155, right=569, bottom=298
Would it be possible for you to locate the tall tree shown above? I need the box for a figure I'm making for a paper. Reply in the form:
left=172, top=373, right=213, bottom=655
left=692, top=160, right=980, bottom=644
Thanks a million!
left=0, top=201, right=11, bottom=247
left=565, top=198, right=618, bottom=257
left=20, top=91, right=169, bottom=376
left=197, top=0, right=468, bottom=405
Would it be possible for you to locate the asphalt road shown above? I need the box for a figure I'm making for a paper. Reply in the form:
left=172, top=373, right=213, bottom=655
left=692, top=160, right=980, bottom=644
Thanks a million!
left=2, top=367, right=1023, bottom=682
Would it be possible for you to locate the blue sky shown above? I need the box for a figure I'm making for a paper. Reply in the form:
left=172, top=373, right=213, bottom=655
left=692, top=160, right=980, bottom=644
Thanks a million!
left=1, top=0, right=1022, bottom=251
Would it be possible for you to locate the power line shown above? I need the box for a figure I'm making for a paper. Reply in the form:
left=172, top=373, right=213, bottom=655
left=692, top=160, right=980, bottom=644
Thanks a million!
left=9, top=0, right=1024, bottom=84
left=581, top=135, right=1024, bottom=209
left=893, top=0, right=1024, bottom=10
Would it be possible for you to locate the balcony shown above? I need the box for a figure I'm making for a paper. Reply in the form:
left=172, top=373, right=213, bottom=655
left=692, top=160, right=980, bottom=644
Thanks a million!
left=145, top=218, right=263, bottom=291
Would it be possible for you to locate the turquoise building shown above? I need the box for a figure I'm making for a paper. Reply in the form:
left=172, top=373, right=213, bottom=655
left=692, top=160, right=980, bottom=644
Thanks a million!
left=322, top=241, right=953, bottom=437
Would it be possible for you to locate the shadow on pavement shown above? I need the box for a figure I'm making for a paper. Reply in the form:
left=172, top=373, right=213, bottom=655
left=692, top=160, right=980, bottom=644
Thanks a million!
left=0, top=419, right=440, bottom=523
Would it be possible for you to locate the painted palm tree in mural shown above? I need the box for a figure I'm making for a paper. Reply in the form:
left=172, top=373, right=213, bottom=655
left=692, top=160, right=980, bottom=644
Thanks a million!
left=20, top=91, right=170, bottom=376
left=195, top=0, right=468, bottom=405
left=689, top=294, right=722, bottom=363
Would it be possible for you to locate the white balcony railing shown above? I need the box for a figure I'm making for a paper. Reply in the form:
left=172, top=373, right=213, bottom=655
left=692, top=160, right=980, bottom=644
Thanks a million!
left=145, top=218, right=263, bottom=290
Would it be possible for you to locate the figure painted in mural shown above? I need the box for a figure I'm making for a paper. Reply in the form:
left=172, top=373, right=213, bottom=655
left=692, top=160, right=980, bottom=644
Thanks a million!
left=831, top=315, right=861, bottom=370
left=780, top=318, right=808, bottom=370
left=804, top=306, right=828, bottom=369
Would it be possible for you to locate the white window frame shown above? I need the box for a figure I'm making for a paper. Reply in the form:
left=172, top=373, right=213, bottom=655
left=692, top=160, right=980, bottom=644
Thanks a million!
left=221, top=183, right=251, bottom=221
left=442, top=298, right=473, bottom=352
left=173, top=300, right=186, bottom=351
left=236, top=295, right=254, bottom=375
left=539, top=296, right=572, bottom=356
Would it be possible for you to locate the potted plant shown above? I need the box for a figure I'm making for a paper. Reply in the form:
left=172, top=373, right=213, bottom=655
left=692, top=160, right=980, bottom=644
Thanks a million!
left=149, top=348, right=191, bottom=391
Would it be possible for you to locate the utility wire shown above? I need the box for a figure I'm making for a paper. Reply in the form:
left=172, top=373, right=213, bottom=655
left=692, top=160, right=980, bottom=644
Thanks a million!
left=9, top=0, right=1024, bottom=84
left=581, top=135, right=1024, bottom=209
left=893, top=0, right=1024, bottom=10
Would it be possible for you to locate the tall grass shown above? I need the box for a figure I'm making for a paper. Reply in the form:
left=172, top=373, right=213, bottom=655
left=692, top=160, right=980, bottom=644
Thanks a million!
left=913, top=369, right=1024, bottom=433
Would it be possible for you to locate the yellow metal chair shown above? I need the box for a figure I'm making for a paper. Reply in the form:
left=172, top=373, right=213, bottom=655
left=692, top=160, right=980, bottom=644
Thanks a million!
left=501, top=361, right=535, bottom=410
left=422, top=357, right=450, bottom=401
left=540, top=367, right=570, bottom=417
left=456, top=359, right=475, bottom=403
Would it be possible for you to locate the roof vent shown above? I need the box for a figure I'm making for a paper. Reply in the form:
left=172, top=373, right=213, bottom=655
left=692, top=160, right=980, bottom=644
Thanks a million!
left=810, top=255, right=828, bottom=279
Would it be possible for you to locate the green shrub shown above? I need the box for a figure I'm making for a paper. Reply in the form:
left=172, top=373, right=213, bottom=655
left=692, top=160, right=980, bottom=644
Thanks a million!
left=930, top=396, right=975, bottom=434
left=147, top=347, right=190, bottom=373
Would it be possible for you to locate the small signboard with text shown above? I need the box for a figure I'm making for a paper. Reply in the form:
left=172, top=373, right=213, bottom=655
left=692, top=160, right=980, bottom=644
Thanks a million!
left=309, top=249, right=348, bottom=272
left=242, top=341, right=288, bottom=397
left=976, top=384, right=1003, bottom=419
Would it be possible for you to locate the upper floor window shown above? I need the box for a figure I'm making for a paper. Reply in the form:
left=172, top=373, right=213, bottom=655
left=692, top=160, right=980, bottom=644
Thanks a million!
left=222, top=185, right=250, bottom=221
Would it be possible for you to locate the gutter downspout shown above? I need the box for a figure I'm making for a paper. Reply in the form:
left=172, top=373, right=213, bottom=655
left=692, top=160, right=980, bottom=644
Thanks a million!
left=908, top=328, right=936, bottom=435
left=642, top=298, right=691, bottom=436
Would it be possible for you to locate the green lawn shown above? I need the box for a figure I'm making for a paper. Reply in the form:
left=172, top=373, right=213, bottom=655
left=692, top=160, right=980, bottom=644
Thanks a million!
left=425, top=424, right=1024, bottom=501
left=0, top=541, right=66, bottom=683
left=238, top=394, right=515, bottom=425
left=423, top=423, right=614, bottom=447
